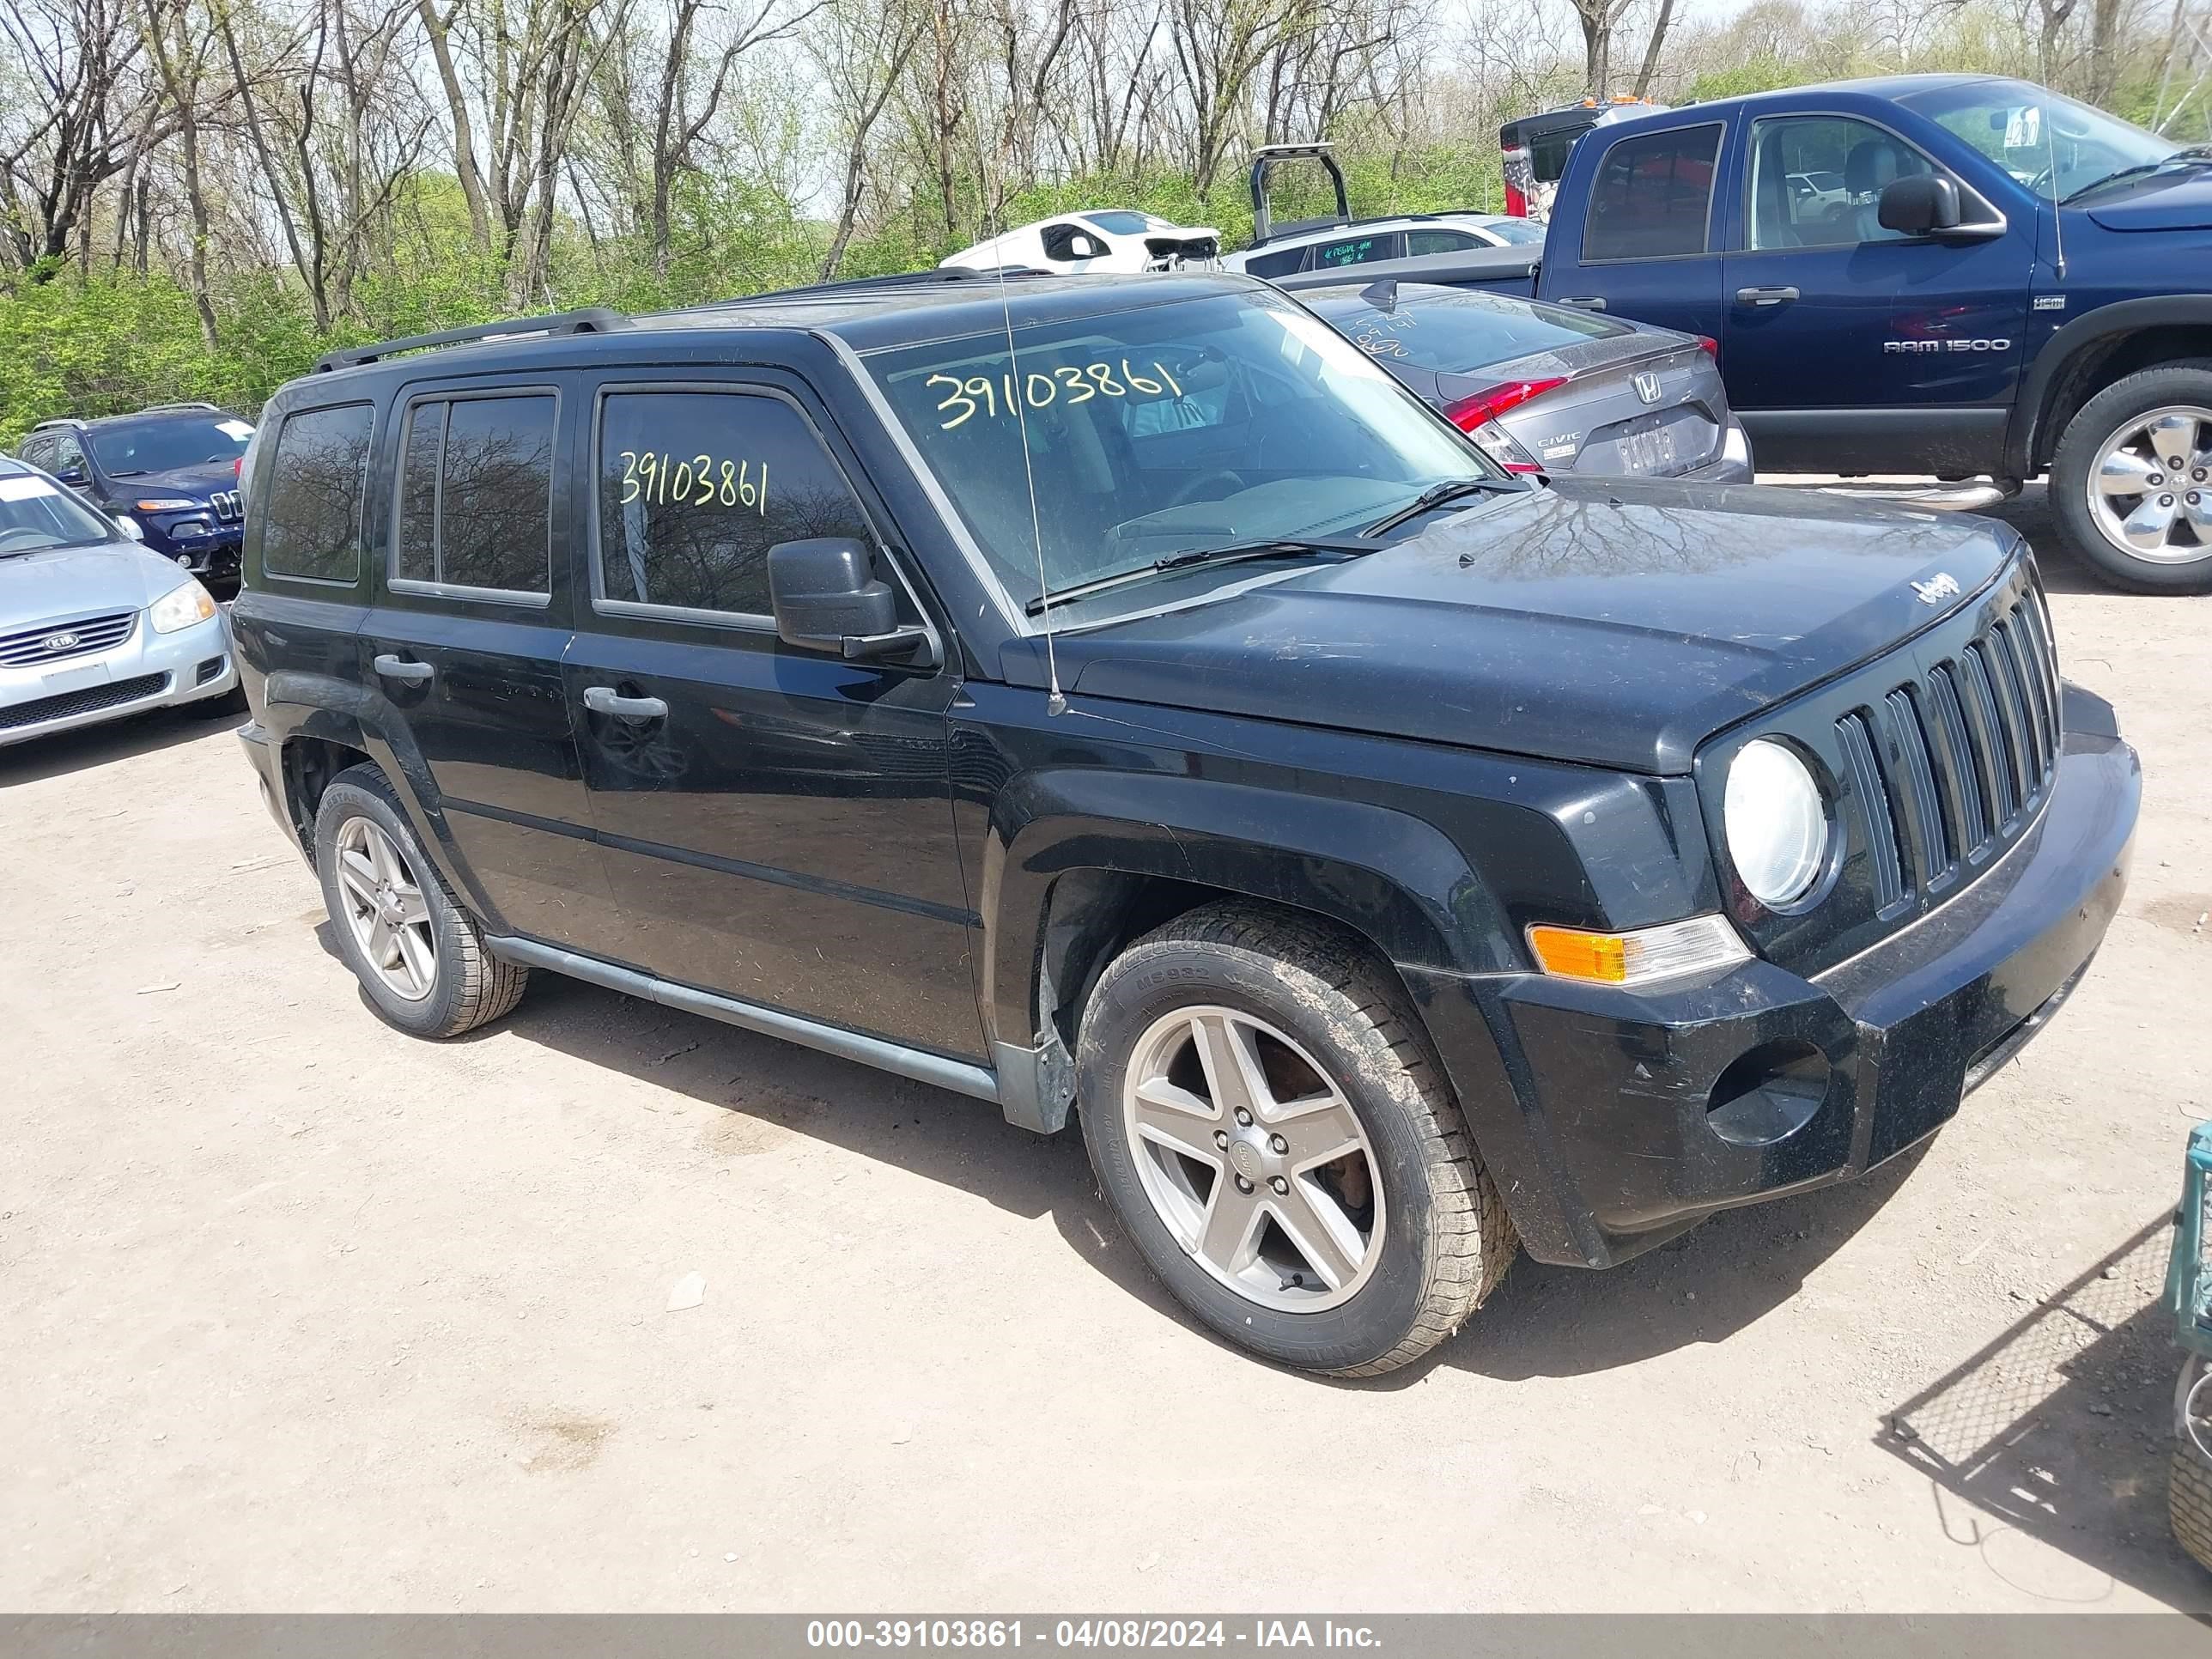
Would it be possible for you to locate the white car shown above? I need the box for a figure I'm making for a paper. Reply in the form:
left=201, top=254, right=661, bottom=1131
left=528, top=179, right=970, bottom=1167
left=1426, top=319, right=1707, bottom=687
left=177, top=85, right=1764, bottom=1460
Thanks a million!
left=1221, top=210, right=1546, bottom=279
left=939, top=210, right=1221, bottom=275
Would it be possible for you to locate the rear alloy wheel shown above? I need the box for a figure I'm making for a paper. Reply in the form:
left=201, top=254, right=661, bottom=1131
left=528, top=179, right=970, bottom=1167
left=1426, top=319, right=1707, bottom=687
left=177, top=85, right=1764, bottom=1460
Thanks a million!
left=312, top=763, right=527, bottom=1038
left=2051, top=364, right=2212, bottom=592
left=1078, top=902, right=1515, bottom=1376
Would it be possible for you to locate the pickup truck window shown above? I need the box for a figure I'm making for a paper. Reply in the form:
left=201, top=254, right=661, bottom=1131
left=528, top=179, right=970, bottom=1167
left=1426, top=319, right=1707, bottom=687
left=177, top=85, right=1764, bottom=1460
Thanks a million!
left=595, top=389, right=870, bottom=620
left=864, top=290, right=1481, bottom=605
left=1899, top=78, right=2180, bottom=203
left=262, top=404, right=370, bottom=583
left=395, top=393, right=556, bottom=596
left=1748, top=117, right=1941, bottom=250
left=1582, top=123, right=1723, bottom=262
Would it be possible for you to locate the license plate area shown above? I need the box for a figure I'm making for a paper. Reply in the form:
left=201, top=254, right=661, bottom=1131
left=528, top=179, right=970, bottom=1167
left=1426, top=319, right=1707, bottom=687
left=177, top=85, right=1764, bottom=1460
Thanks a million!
left=41, top=662, right=111, bottom=696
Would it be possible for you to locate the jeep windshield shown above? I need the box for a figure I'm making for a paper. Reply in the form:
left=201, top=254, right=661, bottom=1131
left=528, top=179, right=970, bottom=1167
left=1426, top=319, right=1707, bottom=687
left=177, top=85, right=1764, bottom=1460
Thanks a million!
left=0, top=475, right=126, bottom=556
left=87, top=414, right=254, bottom=477
left=864, top=289, right=1509, bottom=616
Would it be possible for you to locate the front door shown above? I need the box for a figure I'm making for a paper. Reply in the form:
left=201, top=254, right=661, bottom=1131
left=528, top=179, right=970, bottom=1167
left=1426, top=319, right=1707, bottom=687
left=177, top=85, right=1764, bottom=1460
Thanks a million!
left=1722, top=112, right=2035, bottom=472
left=359, top=377, right=625, bottom=950
left=562, top=373, right=985, bottom=1062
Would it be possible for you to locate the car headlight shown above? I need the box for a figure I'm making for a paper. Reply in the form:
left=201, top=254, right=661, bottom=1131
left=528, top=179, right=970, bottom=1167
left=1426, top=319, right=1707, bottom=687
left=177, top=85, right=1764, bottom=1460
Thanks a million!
left=134, top=497, right=199, bottom=512
left=149, top=580, right=218, bottom=635
left=1723, top=738, right=1829, bottom=908
left=113, top=514, right=143, bottom=541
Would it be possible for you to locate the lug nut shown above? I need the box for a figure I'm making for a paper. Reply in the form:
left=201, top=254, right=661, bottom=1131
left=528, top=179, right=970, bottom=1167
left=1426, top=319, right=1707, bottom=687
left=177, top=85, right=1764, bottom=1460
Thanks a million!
left=1234, top=1108, right=1253, bottom=1127
left=2150, top=472, right=2166, bottom=486
left=1270, top=1176, right=1289, bottom=1195
left=2194, top=468, right=2207, bottom=481
left=2160, top=494, right=2176, bottom=507
left=1234, top=1175, right=1255, bottom=1195
left=1269, top=1133, right=1289, bottom=1155
left=1213, top=1129, right=1230, bottom=1149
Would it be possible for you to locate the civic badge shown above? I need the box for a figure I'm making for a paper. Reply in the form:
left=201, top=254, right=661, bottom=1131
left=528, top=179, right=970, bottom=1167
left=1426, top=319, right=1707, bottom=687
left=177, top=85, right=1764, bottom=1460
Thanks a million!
left=1632, top=371, right=1662, bottom=405
left=42, top=631, right=81, bottom=652
left=1911, top=572, right=1961, bottom=605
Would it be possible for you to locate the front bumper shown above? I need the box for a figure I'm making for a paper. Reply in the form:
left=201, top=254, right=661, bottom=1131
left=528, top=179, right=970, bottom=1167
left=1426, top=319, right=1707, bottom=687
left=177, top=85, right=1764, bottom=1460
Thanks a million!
left=1404, top=710, right=2138, bottom=1268
left=0, top=609, right=237, bottom=748
left=146, top=527, right=242, bottom=582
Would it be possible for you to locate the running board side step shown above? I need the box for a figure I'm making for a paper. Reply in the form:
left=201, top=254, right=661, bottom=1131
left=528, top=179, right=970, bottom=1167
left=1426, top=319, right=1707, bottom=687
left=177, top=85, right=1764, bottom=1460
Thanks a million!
left=1808, top=480, right=2021, bottom=513
left=486, top=934, right=1001, bottom=1105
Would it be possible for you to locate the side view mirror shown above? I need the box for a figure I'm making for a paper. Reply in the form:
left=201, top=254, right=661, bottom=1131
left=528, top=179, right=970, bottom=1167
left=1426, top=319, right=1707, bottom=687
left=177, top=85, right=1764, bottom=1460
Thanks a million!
left=54, top=463, right=88, bottom=487
left=1877, top=174, right=1964, bottom=236
left=767, top=537, right=932, bottom=664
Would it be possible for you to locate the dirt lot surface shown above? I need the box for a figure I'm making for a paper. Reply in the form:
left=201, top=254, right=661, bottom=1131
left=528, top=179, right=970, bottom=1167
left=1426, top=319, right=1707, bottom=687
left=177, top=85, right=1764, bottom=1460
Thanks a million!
left=3, top=483, right=2209, bottom=1613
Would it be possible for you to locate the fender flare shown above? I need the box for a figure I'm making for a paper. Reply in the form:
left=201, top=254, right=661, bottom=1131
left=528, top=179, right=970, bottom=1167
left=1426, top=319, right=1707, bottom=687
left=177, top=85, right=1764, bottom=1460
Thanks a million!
left=2008, top=294, right=2212, bottom=476
left=979, top=766, right=1518, bottom=1056
left=260, top=669, right=497, bottom=927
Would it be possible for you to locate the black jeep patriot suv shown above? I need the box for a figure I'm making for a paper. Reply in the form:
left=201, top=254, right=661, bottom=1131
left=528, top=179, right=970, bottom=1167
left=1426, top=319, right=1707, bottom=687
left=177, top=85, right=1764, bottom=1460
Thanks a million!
left=231, top=275, right=2138, bottom=1376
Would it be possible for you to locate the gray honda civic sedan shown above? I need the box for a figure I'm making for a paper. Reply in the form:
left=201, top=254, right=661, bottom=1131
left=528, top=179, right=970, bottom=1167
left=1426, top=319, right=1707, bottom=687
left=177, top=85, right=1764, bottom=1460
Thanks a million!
left=0, top=454, right=239, bottom=748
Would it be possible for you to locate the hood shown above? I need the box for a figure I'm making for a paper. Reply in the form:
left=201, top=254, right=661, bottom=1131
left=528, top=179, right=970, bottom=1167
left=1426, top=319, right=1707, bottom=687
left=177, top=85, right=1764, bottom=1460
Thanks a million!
left=0, top=542, right=189, bottom=629
left=113, top=459, right=240, bottom=501
left=2082, top=169, right=2212, bottom=231
left=1008, top=477, right=2020, bottom=774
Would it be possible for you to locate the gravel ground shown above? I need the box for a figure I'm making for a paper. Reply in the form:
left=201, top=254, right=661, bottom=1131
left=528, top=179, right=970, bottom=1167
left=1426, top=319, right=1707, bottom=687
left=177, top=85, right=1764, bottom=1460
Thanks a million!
left=2, top=483, right=2208, bottom=1612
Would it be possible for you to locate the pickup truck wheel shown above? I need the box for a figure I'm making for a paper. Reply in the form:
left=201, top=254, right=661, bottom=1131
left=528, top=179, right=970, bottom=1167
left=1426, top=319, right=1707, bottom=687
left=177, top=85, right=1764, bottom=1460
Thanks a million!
left=313, top=763, right=527, bottom=1038
left=2051, top=363, right=2212, bottom=592
left=1076, top=903, right=1515, bottom=1376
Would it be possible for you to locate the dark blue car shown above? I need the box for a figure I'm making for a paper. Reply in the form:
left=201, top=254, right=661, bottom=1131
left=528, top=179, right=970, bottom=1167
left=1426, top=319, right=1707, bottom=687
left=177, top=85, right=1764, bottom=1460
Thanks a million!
left=16, top=405, right=254, bottom=589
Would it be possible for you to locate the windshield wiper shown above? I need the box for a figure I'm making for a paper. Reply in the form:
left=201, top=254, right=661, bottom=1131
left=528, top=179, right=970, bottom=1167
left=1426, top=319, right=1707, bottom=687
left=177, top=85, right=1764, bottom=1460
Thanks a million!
left=1024, top=536, right=1376, bottom=617
left=1362, top=477, right=1517, bottom=538
left=2062, top=144, right=2212, bottom=204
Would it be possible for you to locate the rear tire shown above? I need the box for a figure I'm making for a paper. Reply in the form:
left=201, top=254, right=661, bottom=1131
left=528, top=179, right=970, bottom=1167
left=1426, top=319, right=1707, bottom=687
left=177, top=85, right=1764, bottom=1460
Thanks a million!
left=1075, top=902, right=1515, bottom=1376
left=313, top=763, right=526, bottom=1038
left=2048, top=362, right=2212, bottom=593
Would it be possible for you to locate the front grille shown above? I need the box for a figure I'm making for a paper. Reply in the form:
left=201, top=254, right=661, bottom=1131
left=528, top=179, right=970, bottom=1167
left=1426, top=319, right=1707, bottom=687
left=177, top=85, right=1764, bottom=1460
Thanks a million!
left=1835, top=585, right=2061, bottom=912
left=0, top=610, right=136, bottom=668
left=209, top=490, right=242, bottom=523
left=0, top=672, right=168, bottom=731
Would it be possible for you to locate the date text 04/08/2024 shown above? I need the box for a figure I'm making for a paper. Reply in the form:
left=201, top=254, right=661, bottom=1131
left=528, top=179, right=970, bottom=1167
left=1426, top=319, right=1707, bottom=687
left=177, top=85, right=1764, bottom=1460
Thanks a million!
left=805, top=1622, right=1382, bottom=1650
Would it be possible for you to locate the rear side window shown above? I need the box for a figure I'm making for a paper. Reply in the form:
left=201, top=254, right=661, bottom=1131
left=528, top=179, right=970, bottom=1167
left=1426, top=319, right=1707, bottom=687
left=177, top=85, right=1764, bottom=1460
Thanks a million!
left=393, top=392, right=556, bottom=595
left=1317, top=289, right=1624, bottom=372
left=1316, top=232, right=1398, bottom=267
left=1240, top=246, right=1310, bottom=279
left=1582, top=124, right=1723, bottom=262
left=1405, top=228, right=1478, bottom=257
left=262, top=404, right=372, bottom=582
left=595, top=390, right=872, bottom=620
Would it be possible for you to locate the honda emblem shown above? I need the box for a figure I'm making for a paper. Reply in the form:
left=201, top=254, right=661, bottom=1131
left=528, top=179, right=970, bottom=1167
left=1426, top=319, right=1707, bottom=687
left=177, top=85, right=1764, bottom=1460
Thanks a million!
left=1632, top=371, right=1662, bottom=405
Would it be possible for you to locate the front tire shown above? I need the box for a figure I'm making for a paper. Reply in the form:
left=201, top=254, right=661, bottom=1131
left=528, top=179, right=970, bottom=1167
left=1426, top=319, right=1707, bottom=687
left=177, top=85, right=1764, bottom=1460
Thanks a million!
left=2049, top=362, right=2212, bottom=592
left=313, top=764, right=527, bottom=1038
left=1076, top=903, right=1515, bottom=1376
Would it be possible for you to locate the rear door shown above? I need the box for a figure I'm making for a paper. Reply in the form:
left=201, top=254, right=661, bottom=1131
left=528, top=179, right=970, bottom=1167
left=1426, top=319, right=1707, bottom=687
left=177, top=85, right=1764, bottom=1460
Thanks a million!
left=359, top=375, right=623, bottom=948
left=1549, top=118, right=1729, bottom=341
left=562, top=370, right=985, bottom=1062
left=1722, top=112, right=2033, bottom=473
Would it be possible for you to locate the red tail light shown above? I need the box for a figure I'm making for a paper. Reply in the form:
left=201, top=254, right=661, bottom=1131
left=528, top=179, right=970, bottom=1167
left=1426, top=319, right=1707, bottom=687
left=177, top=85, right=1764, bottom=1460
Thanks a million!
left=1697, top=335, right=1719, bottom=360
left=1444, top=376, right=1565, bottom=434
left=234, top=457, right=244, bottom=477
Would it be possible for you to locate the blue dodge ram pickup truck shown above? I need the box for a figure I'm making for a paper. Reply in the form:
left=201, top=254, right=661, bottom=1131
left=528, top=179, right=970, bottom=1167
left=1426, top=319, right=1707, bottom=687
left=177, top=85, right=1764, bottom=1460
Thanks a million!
left=1304, top=75, right=2212, bottom=592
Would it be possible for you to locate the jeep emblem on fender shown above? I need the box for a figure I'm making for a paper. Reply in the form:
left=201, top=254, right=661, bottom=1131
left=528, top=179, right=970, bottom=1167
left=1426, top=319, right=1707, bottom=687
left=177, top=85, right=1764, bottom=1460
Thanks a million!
left=1632, top=371, right=1662, bottom=405
left=41, top=631, right=81, bottom=652
left=1912, top=573, right=1962, bottom=605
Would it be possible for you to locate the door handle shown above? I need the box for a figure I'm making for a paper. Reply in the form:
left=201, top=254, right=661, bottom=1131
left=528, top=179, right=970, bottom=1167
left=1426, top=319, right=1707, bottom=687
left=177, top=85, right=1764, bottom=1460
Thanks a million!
left=1557, top=296, right=1607, bottom=311
left=1735, top=285, right=1800, bottom=307
left=372, top=653, right=434, bottom=684
left=583, top=684, right=668, bottom=721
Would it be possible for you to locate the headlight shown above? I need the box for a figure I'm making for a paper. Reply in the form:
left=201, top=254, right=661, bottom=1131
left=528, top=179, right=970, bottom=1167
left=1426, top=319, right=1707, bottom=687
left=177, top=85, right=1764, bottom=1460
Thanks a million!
left=134, top=497, right=199, bottom=512
left=149, top=580, right=218, bottom=634
left=113, top=514, right=143, bottom=541
left=1723, top=738, right=1828, bottom=908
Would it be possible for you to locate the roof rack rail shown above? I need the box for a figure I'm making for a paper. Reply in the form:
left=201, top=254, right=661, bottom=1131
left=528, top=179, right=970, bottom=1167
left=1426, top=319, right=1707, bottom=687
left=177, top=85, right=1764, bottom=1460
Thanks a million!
left=27, top=417, right=84, bottom=432
left=136, top=401, right=222, bottom=414
left=313, top=307, right=629, bottom=373
left=711, top=265, right=1050, bottom=307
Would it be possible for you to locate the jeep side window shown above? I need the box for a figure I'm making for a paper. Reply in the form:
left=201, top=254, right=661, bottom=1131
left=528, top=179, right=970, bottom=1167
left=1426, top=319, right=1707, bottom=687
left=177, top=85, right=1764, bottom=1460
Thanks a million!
left=393, top=392, right=555, bottom=596
left=1748, top=116, right=1947, bottom=250
left=595, top=390, right=872, bottom=620
left=1581, top=123, right=1722, bottom=262
left=50, top=433, right=86, bottom=477
left=20, top=436, right=52, bottom=470
left=262, top=404, right=371, bottom=583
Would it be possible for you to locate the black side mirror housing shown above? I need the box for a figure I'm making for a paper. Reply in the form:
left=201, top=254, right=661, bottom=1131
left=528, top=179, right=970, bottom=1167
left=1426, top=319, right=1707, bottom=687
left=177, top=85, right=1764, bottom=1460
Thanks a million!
left=767, top=537, right=932, bottom=664
left=1877, top=174, right=1964, bottom=236
left=54, top=464, right=88, bottom=487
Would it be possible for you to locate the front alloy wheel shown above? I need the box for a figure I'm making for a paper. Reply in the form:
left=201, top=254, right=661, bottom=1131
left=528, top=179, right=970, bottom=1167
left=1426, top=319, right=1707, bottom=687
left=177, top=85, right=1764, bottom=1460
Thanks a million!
left=1123, top=1006, right=1384, bottom=1311
left=2051, top=362, right=2212, bottom=592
